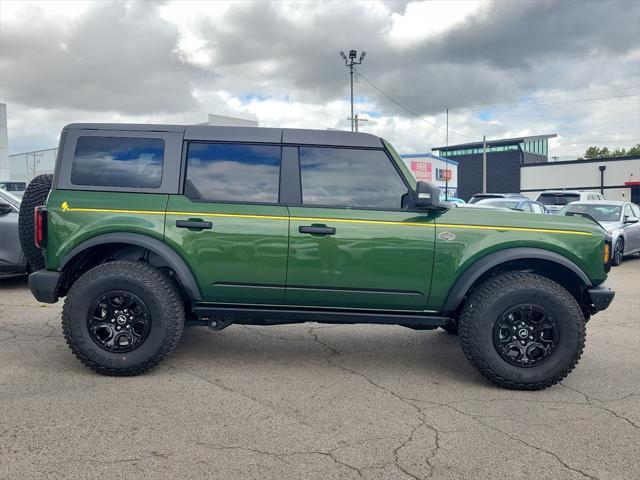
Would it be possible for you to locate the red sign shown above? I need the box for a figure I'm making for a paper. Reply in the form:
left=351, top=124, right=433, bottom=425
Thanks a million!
left=410, top=161, right=432, bottom=181
left=436, top=168, right=452, bottom=181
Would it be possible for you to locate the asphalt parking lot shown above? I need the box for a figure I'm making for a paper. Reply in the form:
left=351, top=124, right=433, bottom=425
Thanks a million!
left=1, top=260, right=638, bottom=480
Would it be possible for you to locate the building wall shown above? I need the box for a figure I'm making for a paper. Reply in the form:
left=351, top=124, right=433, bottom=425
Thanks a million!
left=400, top=154, right=459, bottom=197
left=521, top=157, right=640, bottom=202
left=452, top=151, right=522, bottom=201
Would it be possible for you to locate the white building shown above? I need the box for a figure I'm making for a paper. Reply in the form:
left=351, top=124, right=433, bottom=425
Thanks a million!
left=400, top=153, right=459, bottom=198
left=521, top=156, right=640, bottom=204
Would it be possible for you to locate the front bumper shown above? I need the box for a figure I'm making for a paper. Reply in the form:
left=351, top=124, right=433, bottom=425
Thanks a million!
left=587, top=284, right=615, bottom=313
left=29, top=269, right=61, bottom=303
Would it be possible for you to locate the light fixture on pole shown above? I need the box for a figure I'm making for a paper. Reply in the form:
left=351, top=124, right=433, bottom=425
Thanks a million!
left=339, top=49, right=366, bottom=132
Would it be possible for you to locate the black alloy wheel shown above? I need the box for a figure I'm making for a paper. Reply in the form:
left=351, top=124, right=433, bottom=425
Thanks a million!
left=88, top=291, right=152, bottom=353
left=493, top=304, right=558, bottom=367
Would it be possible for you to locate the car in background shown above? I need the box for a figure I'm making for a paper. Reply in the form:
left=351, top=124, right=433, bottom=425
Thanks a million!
left=0, top=188, right=28, bottom=274
left=0, top=181, right=27, bottom=198
left=440, top=194, right=465, bottom=204
left=556, top=201, right=640, bottom=266
left=536, top=190, right=605, bottom=214
left=475, top=197, right=549, bottom=214
left=468, top=192, right=526, bottom=204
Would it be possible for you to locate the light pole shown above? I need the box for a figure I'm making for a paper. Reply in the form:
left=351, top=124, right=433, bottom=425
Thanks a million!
left=339, top=49, right=366, bottom=132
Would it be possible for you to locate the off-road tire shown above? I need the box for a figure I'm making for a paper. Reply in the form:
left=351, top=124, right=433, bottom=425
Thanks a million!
left=611, top=238, right=624, bottom=266
left=458, top=272, right=586, bottom=390
left=18, top=174, right=53, bottom=271
left=62, top=261, right=185, bottom=376
left=440, top=320, right=458, bottom=335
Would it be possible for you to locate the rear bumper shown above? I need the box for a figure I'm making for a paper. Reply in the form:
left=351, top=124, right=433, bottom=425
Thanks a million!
left=28, top=269, right=61, bottom=303
left=587, top=284, right=615, bottom=313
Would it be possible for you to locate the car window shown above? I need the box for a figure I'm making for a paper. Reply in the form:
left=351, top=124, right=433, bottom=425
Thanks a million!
left=299, top=148, right=408, bottom=209
left=521, top=201, right=533, bottom=212
left=623, top=204, right=634, bottom=219
left=537, top=193, right=580, bottom=205
left=531, top=203, right=544, bottom=214
left=475, top=199, right=520, bottom=209
left=631, top=204, right=640, bottom=217
left=71, top=136, right=165, bottom=188
left=564, top=204, right=622, bottom=221
left=185, top=143, right=281, bottom=203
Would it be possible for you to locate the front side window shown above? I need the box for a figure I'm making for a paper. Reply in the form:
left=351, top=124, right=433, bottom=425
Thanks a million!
left=299, top=148, right=408, bottom=209
left=185, top=143, right=281, bottom=203
left=623, top=204, right=634, bottom=219
left=71, top=136, right=164, bottom=188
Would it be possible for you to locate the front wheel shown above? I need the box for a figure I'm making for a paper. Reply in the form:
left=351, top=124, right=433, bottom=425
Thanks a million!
left=62, top=261, right=185, bottom=375
left=612, top=238, right=624, bottom=266
left=458, top=272, right=586, bottom=390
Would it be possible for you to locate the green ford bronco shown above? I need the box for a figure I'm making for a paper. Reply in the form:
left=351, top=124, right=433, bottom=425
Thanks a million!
left=21, top=123, right=615, bottom=389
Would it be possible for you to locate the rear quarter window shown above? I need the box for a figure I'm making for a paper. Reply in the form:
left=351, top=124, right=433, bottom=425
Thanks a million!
left=70, top=136, right=165, bottom=188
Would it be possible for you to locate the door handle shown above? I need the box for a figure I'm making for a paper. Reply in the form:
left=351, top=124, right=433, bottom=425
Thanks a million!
left=176, top=219, right=212, bottom=230
left=299, top=225, right=336, bottom=235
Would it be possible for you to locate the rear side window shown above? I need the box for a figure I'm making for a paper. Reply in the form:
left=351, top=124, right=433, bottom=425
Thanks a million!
left=71, top=136, right=164, bottom=188
left=537, top=193, right=580, bottom=205
left=299, top=147, right=407, bottom=209
left=185, top=143, right=281, bottom=203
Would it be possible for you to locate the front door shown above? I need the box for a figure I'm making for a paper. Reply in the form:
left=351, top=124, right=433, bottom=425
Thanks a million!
left=286, top=147, right=436, bottom=311
left=164, top=142, right=289, bottom=304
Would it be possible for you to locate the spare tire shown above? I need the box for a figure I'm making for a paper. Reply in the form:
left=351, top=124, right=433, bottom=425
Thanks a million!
left=18, top=174, right=53, bottom=271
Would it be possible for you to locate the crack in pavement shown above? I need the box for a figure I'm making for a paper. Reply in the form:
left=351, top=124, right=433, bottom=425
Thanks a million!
left=307, top=327, right=605, bottom=480
left=560, top=383, right=639, bottom=429
left=195, top=441, right=365, bottom=478
left=308, top=327, right=439, bottom=480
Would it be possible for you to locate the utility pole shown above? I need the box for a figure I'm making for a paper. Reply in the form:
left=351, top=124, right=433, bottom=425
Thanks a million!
left=445, top=108, right=449, bottom=200
left=348, top=114, right=368, bottom=132
left=339, top=50, right=366, bottom=132
left=482, top=135, right=487, bottom=193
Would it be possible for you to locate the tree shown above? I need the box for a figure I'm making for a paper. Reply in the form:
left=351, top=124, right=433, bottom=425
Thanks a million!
left=582, top=144, right=640, bottom=159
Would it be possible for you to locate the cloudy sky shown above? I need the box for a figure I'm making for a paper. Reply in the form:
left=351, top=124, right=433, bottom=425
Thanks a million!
left=1, top=0, right=638, bottom=159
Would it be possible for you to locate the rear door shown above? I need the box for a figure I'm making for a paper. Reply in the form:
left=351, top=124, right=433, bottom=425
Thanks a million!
left=164, top=142, right=289, bottom=304
left=285, top=146, right=436, bottom=311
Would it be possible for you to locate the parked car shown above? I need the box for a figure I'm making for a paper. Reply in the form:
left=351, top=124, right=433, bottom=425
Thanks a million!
left=0, top=181, right=27, bottom=198
left=557, top=201, right=640, bottom=266
left=468, top=193, right=526, bottom=204
left=0, top=188, right=28, bottom=274
left=23, top=123, right=614, bottom=390
left=440, top=193, right=465, bottom=204
left=476, top=197, right=548, bottom=214
left=536, top=190, right=605, bottom=214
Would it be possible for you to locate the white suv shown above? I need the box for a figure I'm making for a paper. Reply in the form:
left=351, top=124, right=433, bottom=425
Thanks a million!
left=536, top=190, right=605, bottom=214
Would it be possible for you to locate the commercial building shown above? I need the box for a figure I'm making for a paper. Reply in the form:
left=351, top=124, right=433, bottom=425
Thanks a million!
left=432, top=134, right=557, bottom=201
left=400, top=153, right=459, bottom=198
left=521, top=156, right=640, bottom=203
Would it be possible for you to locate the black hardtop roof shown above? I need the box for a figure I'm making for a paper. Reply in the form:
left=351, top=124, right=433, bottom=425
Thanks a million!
left=63, top=123, right=383, bottom=148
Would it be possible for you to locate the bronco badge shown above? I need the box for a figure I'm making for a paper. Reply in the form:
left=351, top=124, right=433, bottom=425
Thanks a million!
left=438, top=231, right=456, bottom=241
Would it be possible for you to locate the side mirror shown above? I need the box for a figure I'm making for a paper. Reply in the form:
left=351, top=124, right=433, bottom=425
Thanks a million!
left=0, top=201, right=14, bottom=215
left=624, top=216, right=639, bottom=224
left=414, top=181, right=447, bottom=211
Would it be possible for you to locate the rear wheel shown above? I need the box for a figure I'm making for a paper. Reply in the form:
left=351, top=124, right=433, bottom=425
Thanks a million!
left=62, top=261, right=185, bottom=375
left=18, top=174, right=53, bottom=270
left=612, top=238, right=624, bottom=266
left=458, top=272, right=585, bottom=390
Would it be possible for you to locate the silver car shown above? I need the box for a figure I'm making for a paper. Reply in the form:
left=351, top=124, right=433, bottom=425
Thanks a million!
left=557, top=201, right=640, bottom=265
left=0, top=188, right=28, bottom=274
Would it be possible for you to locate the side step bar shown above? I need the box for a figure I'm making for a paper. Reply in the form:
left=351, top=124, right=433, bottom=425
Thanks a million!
left=191, top=304, right=450, bottom=329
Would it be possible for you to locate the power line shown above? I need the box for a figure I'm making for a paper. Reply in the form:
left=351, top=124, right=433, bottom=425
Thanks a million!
left=358, top=72, right=479, bottom=141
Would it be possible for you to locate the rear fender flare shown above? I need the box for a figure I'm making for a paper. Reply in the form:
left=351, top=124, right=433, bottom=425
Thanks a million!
left=59, top=233, right=202, bottom=301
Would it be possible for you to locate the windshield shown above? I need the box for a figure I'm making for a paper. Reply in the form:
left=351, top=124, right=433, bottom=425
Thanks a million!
left=537, top=193, right=580, bottom=206
left=559, top=204, right=622, bottom=222
left=383, top=139, right=417, bottom=190
left=476, top=199, right=521, bottom=209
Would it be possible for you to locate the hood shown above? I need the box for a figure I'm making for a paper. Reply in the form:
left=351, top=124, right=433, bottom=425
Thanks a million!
left=599, top=221, right=623, bottom=232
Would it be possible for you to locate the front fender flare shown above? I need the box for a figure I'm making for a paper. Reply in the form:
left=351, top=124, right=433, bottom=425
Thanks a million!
left=441, top=247, right=592, bottom=312
left=59, top=233, right=202, bottom=302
